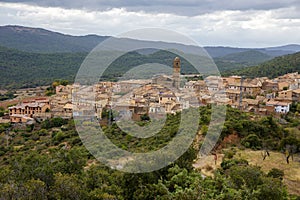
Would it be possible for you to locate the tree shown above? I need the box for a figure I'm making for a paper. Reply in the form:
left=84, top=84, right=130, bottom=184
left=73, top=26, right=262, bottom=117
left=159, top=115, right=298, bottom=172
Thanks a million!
left=85, top=165, right=124, bottom=199
left=52, top=147, right=88, bottom=174
left=10, top=152, right=55, bottom=187
left=228, top=165, right=263, bottom=191
left=0, top=106, right=5, bottom=117
left=256, top=177, right=287, bottom=200
left=241, top=134, right=262, bottom=149
left=0, top=182, right=21, bottom=200
left=23, top=179, right=48, bottom=200
left=261, top=149, right=270, bottom=161
left=50, top=173, right=87, bottom=200
left=296, top=103, right=300, bottom=112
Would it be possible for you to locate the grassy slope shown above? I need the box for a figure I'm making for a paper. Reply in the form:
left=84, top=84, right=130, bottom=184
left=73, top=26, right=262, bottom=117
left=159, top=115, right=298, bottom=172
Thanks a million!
left=194, top=149, right=300, bottom=195
left=235, top=149, right=300, bottom=195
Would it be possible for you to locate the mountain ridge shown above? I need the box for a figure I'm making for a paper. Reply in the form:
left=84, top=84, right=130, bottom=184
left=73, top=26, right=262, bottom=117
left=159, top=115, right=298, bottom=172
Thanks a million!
left=0, top=25, right=299, bottom=58
left=0, top=25, right=109, bottom=53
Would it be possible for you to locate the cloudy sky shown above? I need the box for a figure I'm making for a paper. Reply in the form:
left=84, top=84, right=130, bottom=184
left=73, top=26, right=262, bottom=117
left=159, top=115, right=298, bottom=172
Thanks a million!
left=0, top=0, right=299, bottom=47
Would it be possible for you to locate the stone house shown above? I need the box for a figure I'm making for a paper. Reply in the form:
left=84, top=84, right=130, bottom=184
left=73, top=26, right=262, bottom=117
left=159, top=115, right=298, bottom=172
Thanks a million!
left=8, top=98, right=50, bottom=123
left=292, top=89, right=300, bottom=102
left=262, top=81, right=279, bottom=92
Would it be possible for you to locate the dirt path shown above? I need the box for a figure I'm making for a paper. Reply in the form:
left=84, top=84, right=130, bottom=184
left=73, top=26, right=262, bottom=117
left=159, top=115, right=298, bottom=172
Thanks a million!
left=193, top=154, right=224, bottom=177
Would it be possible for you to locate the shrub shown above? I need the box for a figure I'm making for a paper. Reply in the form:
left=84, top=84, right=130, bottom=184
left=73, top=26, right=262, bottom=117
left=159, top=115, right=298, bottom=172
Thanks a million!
left=241, top=134, right=262, bottom=150
left=221, top=159, right=248, bottom=170
left=30, top=133, right=40, bottom=141
left=42, top=118, right=67, bottom=129
left=52, top=131, right=65, bottom=143
left=140, top=114, right=150, bottom=121
left=38, top=129, right=48, bottom=136
left=224, top=148, right=236, bottom=159
left=267, top=168, right=284, bottom=180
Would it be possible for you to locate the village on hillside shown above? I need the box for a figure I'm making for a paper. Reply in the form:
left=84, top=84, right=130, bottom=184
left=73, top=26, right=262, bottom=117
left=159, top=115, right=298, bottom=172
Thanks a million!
left=1, top=56, right=300, bottom=125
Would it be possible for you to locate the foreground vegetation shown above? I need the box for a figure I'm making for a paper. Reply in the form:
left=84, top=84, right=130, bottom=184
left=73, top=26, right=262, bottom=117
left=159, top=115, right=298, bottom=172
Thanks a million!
left=0, top=106, right=299, bottom=199
left=233, top=149, right=300, bottom=195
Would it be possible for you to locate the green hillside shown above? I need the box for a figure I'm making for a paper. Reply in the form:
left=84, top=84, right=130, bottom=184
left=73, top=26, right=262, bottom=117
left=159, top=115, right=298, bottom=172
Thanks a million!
left=0, top=46, right=215, bottom=89
left=0, top=25, right=108, bottom=53
left=0, top=46, right=87, bottom=89
left=0, top=106, right=299, bottom=198
left=214, top=50, right=273, bottom=72
left=0, top=46, right=201, bottom=89
left=1, top=43, right=299, bottom=89
left=224, top=52, right=300, bottom=78
left=220, top=50, right=272, bottom=65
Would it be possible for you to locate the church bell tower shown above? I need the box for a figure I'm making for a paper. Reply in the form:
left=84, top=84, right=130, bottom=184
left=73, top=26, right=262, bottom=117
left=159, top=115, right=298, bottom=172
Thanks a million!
left=173, top=57, right=181, bottom=89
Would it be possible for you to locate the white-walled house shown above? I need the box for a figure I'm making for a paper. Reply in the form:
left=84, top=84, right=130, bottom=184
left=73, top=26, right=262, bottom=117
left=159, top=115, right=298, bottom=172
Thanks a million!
left=266, top=100, right=290, bottom=114
left=274, top=102, right=290, bottom=113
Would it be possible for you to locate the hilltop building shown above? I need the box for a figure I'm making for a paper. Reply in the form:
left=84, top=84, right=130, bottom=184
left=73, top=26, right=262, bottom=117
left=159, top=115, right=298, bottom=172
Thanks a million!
left=152, top=57, right=182, bottom=90
left=8, top=98, right=50, bottom=123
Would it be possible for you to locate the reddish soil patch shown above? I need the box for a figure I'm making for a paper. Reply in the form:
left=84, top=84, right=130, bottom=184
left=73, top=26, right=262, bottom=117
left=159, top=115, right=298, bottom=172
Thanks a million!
left=218, top=133, right=240, bottom=150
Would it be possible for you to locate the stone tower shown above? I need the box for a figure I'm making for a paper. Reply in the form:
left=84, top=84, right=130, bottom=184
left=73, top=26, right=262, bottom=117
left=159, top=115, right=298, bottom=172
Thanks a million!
left=173, top=57, right=181, bottom=89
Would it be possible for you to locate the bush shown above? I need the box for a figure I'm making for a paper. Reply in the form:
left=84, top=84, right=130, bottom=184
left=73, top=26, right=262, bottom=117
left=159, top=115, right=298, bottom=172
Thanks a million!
left=42, top=118, right=67, bottom=129
left=0, top=151, right=5, bottom=156
left=221, top=159, right=248, bottom=170
left=26, top=124, right=34, bottom=132
left=13, top=135, right=25, bottom=145
left=241, top=134, right=262, bottom=150
left=70, top=138, right=82, bottom=146
left=267, top=168, right=284, bottom=180
left=264, top=138, right=280, bottom=151
left=38, top=129, right=48, bottom=136
left=30, top=133, right=40, bottom=141
left=140, top=114, right=150, bottom=121
left=280, top=136, right=300, bottom=152
left=52, top=131, right=65, bottom=144
left=224, top=148, right=236, bottom=159
left=51, top=118, right=67, bottom=128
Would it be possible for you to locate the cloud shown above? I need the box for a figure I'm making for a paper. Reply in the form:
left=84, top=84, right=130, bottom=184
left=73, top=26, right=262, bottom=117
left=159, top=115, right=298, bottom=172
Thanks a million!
left=0, top=2, right=299, bottom=47
left=0, top=0, right=299, bottom=16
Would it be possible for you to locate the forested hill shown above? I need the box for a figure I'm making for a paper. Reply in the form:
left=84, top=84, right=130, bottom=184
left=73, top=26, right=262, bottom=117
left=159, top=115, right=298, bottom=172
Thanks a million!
left=224, top=52, right=300, bottom=78
left=0, top=46, right=87, bottom=89
left=214, top=50, right=273, bottom=72
left=218, top=50, right=272, bottom=65
left=0, top=25, right=108, bottom=53
left=2, top=44, right=258, bottom=89
left=0, top=42, right=299, bottom=89
left=0, top=46, right=200, bottom=89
